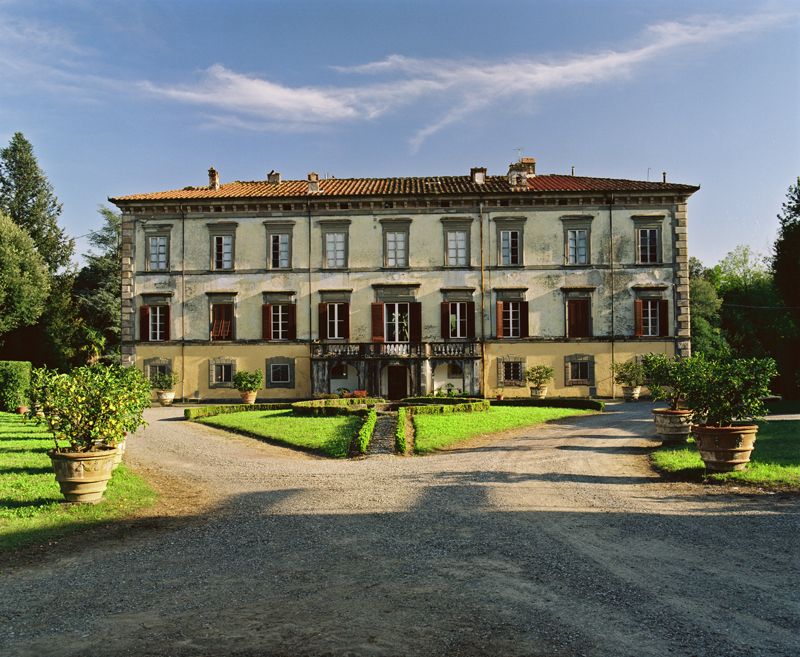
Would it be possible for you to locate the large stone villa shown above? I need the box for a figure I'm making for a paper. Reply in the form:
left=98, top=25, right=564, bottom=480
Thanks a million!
left=110, top=158, right=698, bottom=401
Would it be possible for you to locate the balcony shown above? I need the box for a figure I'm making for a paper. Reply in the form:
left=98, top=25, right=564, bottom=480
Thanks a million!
left=311, top=341, right=479, bottom=359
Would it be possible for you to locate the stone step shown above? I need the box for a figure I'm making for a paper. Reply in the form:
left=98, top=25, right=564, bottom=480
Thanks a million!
left=368, top=412, right=398, bottom=456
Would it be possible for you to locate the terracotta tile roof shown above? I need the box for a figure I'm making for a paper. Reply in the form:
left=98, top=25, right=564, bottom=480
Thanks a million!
left=110, top=174, right=699, bottom=203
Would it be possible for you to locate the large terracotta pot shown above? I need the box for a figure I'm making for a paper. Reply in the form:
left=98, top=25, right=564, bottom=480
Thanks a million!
left=49, top=449, right=117, bottom=503
left=652, top=408, right=692, bottom=444
left=693, top=424, right=758, bottom=472
left=240, top=391, right=257, bottom=405
left=157, top=390, right=175, bottom=406
left=529, top=386, right=548, bottom=400
left=112, top=439, right=126, bottom=469
left=622, top=386, right=641, bottom=401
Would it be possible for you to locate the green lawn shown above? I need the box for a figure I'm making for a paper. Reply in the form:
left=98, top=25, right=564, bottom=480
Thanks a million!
left=0, top=412, right=157, bottom=551
left=413, top=406, right=593, bottom=454
left=197, top=409, right=362, bottom=458
left=651, top=420, right=800, bottom=488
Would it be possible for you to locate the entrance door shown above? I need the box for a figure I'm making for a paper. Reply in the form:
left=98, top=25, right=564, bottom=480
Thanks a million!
left=387, top=365, right=408, bottom=400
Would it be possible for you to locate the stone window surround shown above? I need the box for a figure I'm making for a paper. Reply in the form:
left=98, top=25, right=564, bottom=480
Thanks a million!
left=143, top=357, right=173, bottom=382
left=319, top=219, right=351, bottom=269
left=263, top=220, right=295, bottom=270
left=632, top=215, right=665, bottom=264
left=497, top=354, right=525, bottom=387
left=561, top=286, right=595, bottom=338
left=319, top=289, right=353, bottom=304
left=380, top=218, right=412, bottom=269
left=440, top=217, right=473, bottom=267
left=140, top=293, right=173, bottom=342
left=493, top=216, right=526, bottom=267
left=207, top=292, right=238, bottom=341
left=209, top=356, right=236, bottom=388
left=266, top=356, right=295, bottom=389
left=372, top=283, right=420, bottom=303
left=207, top=222, right=238, bottom=271
left=143, top=223, right=173, bottom=272
left=564, top=353, right=595, bottom=386
left=560, top=215, right=594, bottom=267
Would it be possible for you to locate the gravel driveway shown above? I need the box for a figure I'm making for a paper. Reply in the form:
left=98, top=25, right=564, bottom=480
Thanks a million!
left=1, top=403, right=798, bottom=657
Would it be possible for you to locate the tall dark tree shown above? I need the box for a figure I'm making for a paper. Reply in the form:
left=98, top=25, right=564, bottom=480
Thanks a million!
left=688, top=257, right=728, bottom=356
left=0, top=132, right=74, bottom=272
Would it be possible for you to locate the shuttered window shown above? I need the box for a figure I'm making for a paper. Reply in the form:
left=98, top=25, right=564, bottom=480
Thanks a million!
left=211, top=303, right=234, bottom=340
left=567, top=299, right=591, bottom=338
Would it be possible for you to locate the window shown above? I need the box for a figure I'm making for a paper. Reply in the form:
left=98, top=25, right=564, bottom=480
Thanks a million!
left=139, top=302, right=170, bottom=342
left=384, top=231, right=408, bottom=268
left=270, top=364, right=290, bottom=384
left=495, top=297, right=529, bottom=338
left=148, top=235, right=168, bottom=271
left=271, top=304, right=290, bottom=340
left=502, top=302, right=521, bottom=338
left=447, top=363, right=463, bottom=378
left=448, top=302, right=468, bottom=338
left=497, top=356, right=524, bottom=386
left=566, top=298, right=591, bottom=338
left=215, top=363, right=233, bottom=384
left=637, top=227, right=660, bottom=264
left=209, top=357, right=236, bottom=388
left=145, top=359, right=172, bottom=384
left=150, top=363, right=170, bottom=381
left=149, top=305, right=169, bottom=341
left=446, top=230, right=467, bottom=266
left=270, top=233, right=290, bottom=268
left=635, top=299, right=667, bottom=337
left=266, top=357, right=295, bottom=388
left=504, top=361, right=523, bottom=382
left=500, top=230, right=520, bottom=265
left=385, top=303, right=410, bottom=343
left=567, top=229, right=588, bottom=265
left=211, top=303, right=234, bottom=340
left=327, top=303, right=346, bottom=339
left=262, top=301, right=296, bottom=341
left=565, top=354, right=594, bottom=386
left=324, top=232, right=346, bottom=268
left=213, top=234, right=234, bottom=270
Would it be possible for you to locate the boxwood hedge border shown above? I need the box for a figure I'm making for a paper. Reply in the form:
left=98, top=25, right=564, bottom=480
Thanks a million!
left=184, top=403, right=291, bottom=420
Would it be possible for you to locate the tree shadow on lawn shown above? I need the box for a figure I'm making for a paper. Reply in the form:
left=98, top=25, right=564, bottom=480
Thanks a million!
left=0, top=465, right=54, bottom=476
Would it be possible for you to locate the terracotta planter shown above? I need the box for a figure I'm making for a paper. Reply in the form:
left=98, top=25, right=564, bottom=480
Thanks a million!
left=529, top=386, right=548, bottom=400
left=49, top=449, right=117, bottom=503
left=622, top=386, right=641, bottom=401
left=240, top=390, right=257, bottom=405
left=157, top=390, right=175, bottom=406
left=16, top=405, right=29, bottom=415
left=496, top=394, right=504, bottom=401
left=693, top=424, right=758, bottom=472
left=652, top=408, right=692, bottom=444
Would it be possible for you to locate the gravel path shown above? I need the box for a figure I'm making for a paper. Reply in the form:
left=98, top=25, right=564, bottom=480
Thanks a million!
left=1, top=403, right=798, bottom=657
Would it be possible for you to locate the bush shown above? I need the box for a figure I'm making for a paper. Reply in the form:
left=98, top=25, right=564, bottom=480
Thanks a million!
left=396, top=407, right=408, bottom=454
left=524, top=365, right=554, bottom=388
left=0, top=360, right=32, bottom=410
left=150, top=371, right=179, bottom=391
left=641, top=353, right=692, bottom=410
left=184, top=403, right=291, bottom=420
left=355, top=410, right=377, bottom=454
left=491, top=398, right=605, bottom=411
left=405, top=400, right=490, bottom=415
left=292, top=397, right=384, bottom=416
left=232, top=369, right=263, bottom=392
left=402, top=396, right=483, bottom=405
left=612, top=359, right=646, bottom=387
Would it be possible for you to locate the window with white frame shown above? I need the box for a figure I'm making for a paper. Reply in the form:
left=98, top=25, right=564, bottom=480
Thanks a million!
left=213, top=234, right=234, bottom=270
left=565, top=354, right=594, bottom=386
left=327, top=302, right=346, bottom=339
left=638, top=227, right=660, bottom=264
left=385, top=230, right=408, bottom=268
left=641, top=299, right=660, bottom=337
left=266, top=357, right=294, bottom=388
left=148, top=235, right=168, bottom=271
left=271, top=304, right=290, bottom=340
left=270, top=233, right=290, bottom=268
left=385, top=303, right=410, bottom=342
left=502, top=301, right=521, bottom=338
left=448, top=302, right=468, bottom=338
left=214, top=363, right=233, bottom=384
left=149, top=305, right=168, bottom=341
left=567, top=229, right=588, bottom=265
left=446, top=230, right=467, bottom=266
left=270, top=363, right=290, bottom=384
left=324, top=232, right=346, bottom=268
left=500, top=229, right=521, bottom=265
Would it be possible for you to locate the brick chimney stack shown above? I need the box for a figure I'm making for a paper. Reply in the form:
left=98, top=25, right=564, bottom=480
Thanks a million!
left=208, top=166, right=220, bottom=190
left=267, top=170, right=281, bottom=184
left=307, top=171, right=320, bottom=193
left=470, top=167, right=487, bottom=185
left=507, top=157, right=536, bottom=190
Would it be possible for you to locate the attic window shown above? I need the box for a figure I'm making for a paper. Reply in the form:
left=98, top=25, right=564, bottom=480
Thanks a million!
left=384, top=201, right=394, bottom=209
left=340, top=202, right=350, bottom=210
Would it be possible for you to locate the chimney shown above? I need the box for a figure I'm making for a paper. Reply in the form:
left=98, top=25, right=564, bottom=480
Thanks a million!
left=307, top=171, right=320, bottom=193
left=507, top=156, right=536, bottom=189
left=267, top=170, right=281, bottom=184
left=662, top=171, right=667, bottom=183
left=208, top=166, right=220, bottom=190
left=470, top=167, right=487, bottom=185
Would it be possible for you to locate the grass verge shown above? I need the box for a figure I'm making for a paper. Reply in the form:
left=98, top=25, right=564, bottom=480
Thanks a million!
left=0, top=412, right=157, bottom=551
left=197, top=409, right=362, bottom=458
left=651, top=420, right=800, bottom=489
left=413, top=406, right=592, bottom=454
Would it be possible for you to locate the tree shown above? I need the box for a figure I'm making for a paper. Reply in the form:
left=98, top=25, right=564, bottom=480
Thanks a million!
left=0, top=211, right=50, bottom=341
left=0, top=132, right=74, bottom=272
left=688, top=256, right=728, bottom=356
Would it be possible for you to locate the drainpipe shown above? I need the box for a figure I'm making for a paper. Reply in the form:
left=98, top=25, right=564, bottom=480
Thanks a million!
left=478, top=195, right=486, bottom=397
left=307, top=196, right=313, bottom=341
left=608, top=194, right=616, bottom=399
left=179, top=204, right=187, bottom=402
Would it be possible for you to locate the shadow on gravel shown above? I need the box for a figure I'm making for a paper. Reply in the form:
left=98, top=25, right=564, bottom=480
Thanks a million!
left=429, top=470, right=658, bottom=485
left=556, top=444, right=656, bottom=455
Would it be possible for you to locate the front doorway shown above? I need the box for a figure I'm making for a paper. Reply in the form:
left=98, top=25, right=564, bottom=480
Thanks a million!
left=387, top=365, right=408, bottom=400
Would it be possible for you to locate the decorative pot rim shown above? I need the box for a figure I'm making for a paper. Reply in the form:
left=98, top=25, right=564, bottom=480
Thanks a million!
left=652, top=408, right=692, bottom=416
left=694, top=424, right=759, bottom=432
left=48, top=447, right=117, bottom=460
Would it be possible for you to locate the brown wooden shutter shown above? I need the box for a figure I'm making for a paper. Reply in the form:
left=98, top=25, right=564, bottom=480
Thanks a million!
left=318, top=303, right=328, bottom=340
left=410, top=302, right=422, bottom=343
left=634, top=299, right=644, bottom=337
left=163, top=306, right=170, bottom=341
left=466, top=301, right=476, bottom=339
left=496, top=301, right=504, bottom=338
left=342, top=303, right=350, bottom=340
left=262, top=304, right=272, bottom=340
left=568, top=299, right=591, bottom=338
left=441, top=302, right=450, bottom=339
left=658, top=299, right=669, bottom=337
left=371, top=303, right=384, bottom=342
left=520, top=301, right=529, bottom=338
left=140, top=305, right=150, bottom=342
left=287, top=304, right=297, bottom=340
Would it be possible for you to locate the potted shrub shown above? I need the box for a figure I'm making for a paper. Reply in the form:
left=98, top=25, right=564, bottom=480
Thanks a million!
left=641, top=353, right=693, bottom=444
left=612, top=358, right=646, bottom=401
left=683, top=356, right=776, bottom=472
left=233, top=369, right=263, bottom=404
left=525, top=365, right=554, bottom=400
left=495, top=386, right=505, bottom=401
left=27, top=365, right=151, bottom=503
left=150, top=371, right=179, bottom=406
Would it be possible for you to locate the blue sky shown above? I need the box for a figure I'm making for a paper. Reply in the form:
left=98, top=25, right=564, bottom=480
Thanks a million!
left=1, top=0, right=798, bottom=266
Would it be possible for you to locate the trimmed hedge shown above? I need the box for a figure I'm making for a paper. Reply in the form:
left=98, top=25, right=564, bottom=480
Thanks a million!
left=395, top=407, right=408, bottom=454
left=491, top=398, right=605, bottom=411
left=402, top=396, right=482, bottom=405
left=355, top=409, right=378, bottom=455
left=0, top=360, right=32, bottom=411
left=405, top=399, right=490, bottom=415
left=292, top=397, right=384, bottom=417
left=184, top=403, right=292, bottom=420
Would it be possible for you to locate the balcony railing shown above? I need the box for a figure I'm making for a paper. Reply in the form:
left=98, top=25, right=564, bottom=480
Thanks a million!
left=311, top=341, right=479, bottom=359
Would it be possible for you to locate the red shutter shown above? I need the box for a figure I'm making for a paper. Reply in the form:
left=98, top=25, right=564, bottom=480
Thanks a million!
left=496, top=301, right=504, bottom=338
left=342, top=303, right=350, bottom=340
left=520, top=301, right=529, bottom=338
left=318, top=303, right=328, bottom=340
left=466, top=302, right=476, bottom=339
left=441, top=302, right=450, bottom=339
left=658, top=299, right=669, bottom=337
left=568, top=299, right=590, bottom=338
left=140, top=305, right=150, bottom=342
left=634, top=300, right=644, bottom=337
left=262, top=304, right=272, bottom=340
left=371, top=303, right=384, bottom=342
left=287, top=304, right=297, bottom=340
left=163, top=306, right=171, bottom=341
left=410, top=302, right=422, bottom=343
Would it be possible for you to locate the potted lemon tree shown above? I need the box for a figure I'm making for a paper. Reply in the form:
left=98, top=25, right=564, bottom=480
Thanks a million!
left=151, top=371, right=179, bottom=406
left=27, top=365, right=151, bottom=503
left=525, top=365, right=554, bottom=400
left=233, top=369, right=263, bottom=404
left=641, top=353, right=693, bottom=444
left=611, top=358, right=646, bottom=401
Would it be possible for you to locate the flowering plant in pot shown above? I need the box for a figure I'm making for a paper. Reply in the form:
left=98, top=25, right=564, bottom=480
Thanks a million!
left=150, top=371, right=179, bottom=406
left=26, top=365, right=151, bottom=502
left=611, top=359, right=646, bottom=401
left=233, top=369, right=263, bottom=404
left=682, top=355, right=777, bottom=472
left=641, top=353, right=693, bottom=444
left=525, top=365, right=554, bottom=400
